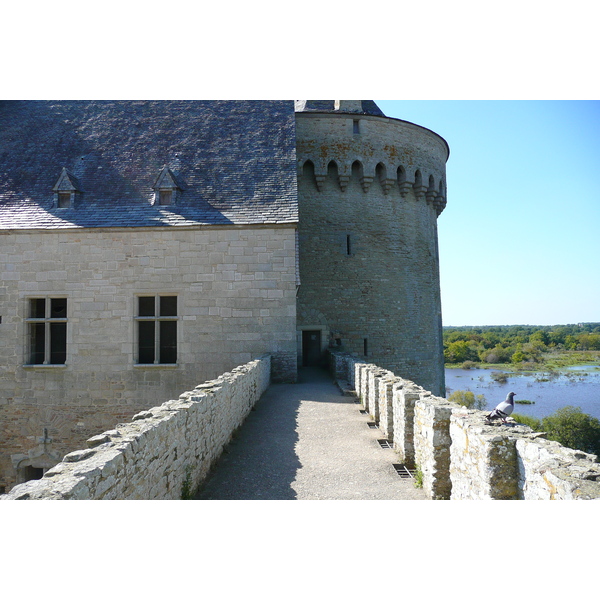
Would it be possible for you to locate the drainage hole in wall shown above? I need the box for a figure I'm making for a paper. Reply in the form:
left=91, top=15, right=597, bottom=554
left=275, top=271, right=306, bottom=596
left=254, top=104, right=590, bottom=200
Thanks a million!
left=377, top=439, right=393, bottom=449
left=367, top=422, right=378, bottom=429
left=392, top=464, right=416, bottom=479
left=359, top=409, right=367, bottom=414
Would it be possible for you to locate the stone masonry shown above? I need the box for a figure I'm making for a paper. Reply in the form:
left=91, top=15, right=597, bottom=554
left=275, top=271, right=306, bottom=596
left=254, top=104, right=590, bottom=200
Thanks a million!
left=0, top=226, right=296, bottom=491
left=329, top=350, right=600, bottom=500
left=1, top=356, right=271, bottom=500
left=0, top=100, right=450, bottom=493
left=296, top=103, right=448, bottom=396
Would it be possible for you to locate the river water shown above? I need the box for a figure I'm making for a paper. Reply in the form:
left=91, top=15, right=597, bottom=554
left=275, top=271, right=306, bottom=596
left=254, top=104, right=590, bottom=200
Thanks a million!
left=444, top=366, right=600, bottom=421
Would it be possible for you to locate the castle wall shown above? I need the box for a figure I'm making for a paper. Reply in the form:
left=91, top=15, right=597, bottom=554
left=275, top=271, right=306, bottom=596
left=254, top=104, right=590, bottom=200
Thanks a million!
left=1, top=356, right=271, bottom=500
left=330, top=351, right=600, bottom=500
left=0, top=225, right=297, bottom=492
left=296, top=112, right=447, bottom=395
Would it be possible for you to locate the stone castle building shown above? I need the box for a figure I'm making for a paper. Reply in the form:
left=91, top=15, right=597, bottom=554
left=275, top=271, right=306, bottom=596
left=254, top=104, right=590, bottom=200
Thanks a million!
left=0, top=100, right=449, bottom=492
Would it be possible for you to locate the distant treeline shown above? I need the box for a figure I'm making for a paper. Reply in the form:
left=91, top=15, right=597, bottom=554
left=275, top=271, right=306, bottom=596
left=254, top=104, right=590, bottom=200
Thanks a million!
left=443, top=323, right=600, bottom=364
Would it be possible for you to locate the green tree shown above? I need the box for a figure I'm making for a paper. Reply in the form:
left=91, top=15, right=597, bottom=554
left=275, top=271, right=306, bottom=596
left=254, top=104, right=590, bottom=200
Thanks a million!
left=511, top=350, right=527, bottom=364
left=481, top=332, right=501, bottom=349
left=529, top=331, right=549, bottom=347
left=512, top=413, right=542, bottom=430
left=448, top=390, right=486, bottom=410
left=577, top=333, right=600, bottom=350
left=541, top=406, right=600, bottom=456
left=564, top=335, right=578, bottom=350
left=444, top=340, right=478, bottom=363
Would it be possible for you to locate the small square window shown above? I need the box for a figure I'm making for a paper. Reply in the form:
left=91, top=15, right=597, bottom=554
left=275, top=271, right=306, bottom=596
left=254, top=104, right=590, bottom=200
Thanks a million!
left=159, top=190, right=173, bottom=206
left=57, top=192, right=71, bottom=208
left=138, top=296, right=155, bottom=317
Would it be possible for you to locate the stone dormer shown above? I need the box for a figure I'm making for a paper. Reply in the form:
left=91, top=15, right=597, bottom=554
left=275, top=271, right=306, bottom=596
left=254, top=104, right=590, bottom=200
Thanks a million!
left=295, top=100, right=385, bottom=117
left=152, top=166, right=182, bottom=206
left=52, top=167, right=83, bottom=208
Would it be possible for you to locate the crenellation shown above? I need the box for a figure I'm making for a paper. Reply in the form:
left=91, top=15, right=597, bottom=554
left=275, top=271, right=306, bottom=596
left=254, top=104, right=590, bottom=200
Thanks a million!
left=329, top=350, right=600, bottom=501
left=296, top=106, right=446, bottom=395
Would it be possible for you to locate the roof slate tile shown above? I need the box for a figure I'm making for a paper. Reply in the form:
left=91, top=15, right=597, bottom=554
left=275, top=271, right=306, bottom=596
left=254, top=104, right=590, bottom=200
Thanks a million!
left=0, top=101, right=298, bottom=230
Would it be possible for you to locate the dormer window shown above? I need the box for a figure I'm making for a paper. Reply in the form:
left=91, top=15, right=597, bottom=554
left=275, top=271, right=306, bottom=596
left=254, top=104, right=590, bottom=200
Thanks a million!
left=153, top=165, right=182, bottom=207
left=159, top=189, right=173, bottom=206
left=52, top=167, right=83, bottom=209
left=57, top=192, right=72, bottom=208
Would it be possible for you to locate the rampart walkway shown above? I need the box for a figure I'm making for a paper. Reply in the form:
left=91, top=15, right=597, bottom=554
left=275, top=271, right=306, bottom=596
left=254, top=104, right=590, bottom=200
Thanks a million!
left=195, top=368, right=427, bottom=500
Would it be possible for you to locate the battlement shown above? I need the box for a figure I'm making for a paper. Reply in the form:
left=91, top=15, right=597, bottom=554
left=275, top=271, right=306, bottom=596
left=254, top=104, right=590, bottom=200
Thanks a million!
left=295, top=105, right=447, bottom=395
left=299, top=158, right=447, bottom=215
left=296, top=110, right=448, bottom=215
left=329, top=350, right=600, bottom=500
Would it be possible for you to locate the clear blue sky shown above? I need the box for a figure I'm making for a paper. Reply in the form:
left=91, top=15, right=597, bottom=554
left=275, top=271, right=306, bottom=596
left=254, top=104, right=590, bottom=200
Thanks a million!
left=376, top=100, right=600, bottom=327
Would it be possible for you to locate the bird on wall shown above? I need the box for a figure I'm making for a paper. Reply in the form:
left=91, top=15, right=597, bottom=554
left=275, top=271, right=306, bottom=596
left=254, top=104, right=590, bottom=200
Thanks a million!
left=485, top=392, right=516, bottom=424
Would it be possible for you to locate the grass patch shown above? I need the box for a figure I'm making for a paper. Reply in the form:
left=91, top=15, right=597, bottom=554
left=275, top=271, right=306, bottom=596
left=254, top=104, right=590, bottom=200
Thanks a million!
left=512, top=413, right=542, bottom=430
left=413, top=465, right=424, bottom=489
left=181, top=465, right=195, bottom=500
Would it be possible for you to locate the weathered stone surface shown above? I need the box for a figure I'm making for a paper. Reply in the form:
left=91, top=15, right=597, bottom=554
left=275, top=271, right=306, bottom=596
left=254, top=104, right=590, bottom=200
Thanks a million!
left=296, top=110, right=448, bottom=397
left=1, top=356, right=271, bottom=500
left=450, top=411, right=529, bottom=499
left=377, top=373, right=396, bottom=441
left=414, top=395, right=453, bottom=500
left=328, top=350, right=600, bottom=501
left=516, top=436, right=600, bottom=500
left=0, top=225, right=297, bottom=491
left=392, top=382, right=421, bottom=468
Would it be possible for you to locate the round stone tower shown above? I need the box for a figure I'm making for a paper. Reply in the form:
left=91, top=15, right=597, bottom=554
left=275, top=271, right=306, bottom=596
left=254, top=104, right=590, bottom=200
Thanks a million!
left=295, top=100, right=449, bottom=396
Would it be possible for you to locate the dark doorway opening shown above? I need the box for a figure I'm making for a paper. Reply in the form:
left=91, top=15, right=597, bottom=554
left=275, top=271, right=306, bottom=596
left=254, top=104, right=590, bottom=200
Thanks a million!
left=21, top=466, right=44, bottom=482
left=302, top=330, right=322, bottom=367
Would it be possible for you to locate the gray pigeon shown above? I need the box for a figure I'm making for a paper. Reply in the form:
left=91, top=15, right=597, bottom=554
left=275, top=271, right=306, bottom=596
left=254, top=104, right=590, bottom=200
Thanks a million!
left=486, top=392, right=516, bottom=423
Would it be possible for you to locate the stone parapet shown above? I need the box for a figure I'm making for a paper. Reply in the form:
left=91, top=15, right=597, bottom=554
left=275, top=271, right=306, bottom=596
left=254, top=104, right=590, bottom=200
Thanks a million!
left=516, top=436, right=600, bottom=500
left=377, top=373, right=396, bottom=441
left=391, top=381, right=421, bottom=468
left=367, top=368, right=389, bottom=422
left=327, top=350, right=600, bottom=500
left=450, top=410, right=531, bottom=499
left=413, top=394, right=454, bottom=500
left=1, top=356, right=271, bottom=500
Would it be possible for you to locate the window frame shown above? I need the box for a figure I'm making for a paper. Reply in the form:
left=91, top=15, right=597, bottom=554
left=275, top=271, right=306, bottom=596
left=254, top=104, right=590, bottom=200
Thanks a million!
left=158, top=189, right=173, bottom=206
left=134, top=294, right=179, bottom=366
left=25, top=297, right=68, bottom=366
left=57, top=191, right=73, bottom=208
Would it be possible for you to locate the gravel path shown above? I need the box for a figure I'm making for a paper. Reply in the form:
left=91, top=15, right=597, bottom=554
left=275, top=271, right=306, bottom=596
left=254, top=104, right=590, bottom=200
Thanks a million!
left=195, top=367, right=427, bottom=500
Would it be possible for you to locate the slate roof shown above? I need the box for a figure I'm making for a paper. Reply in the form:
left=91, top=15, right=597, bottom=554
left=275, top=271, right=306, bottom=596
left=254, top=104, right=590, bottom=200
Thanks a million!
left=0, top=101, right=298, bottom=230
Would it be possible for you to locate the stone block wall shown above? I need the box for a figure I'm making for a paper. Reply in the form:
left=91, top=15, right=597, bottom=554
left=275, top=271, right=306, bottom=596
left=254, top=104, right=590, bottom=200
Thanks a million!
left=515, top=435, right=600, bottom=500
left=329, top=350, right=600, bottom=500
left=413, top=394, right=454, bottom=499
left=1, top=356, right=271, bottom=500
left=377, top=374, right=395, bottom=441
left=450, top=411, right=526, bottom=499
left=391, top=381, right=421, bottom=468
left=0, top=225, right=297, bottom=491
left=296, top=111, right=447, bottom=397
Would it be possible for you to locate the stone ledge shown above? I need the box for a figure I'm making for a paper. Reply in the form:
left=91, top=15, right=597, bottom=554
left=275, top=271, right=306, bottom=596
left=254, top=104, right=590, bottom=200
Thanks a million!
left=1, top=356, right=271, bottom=500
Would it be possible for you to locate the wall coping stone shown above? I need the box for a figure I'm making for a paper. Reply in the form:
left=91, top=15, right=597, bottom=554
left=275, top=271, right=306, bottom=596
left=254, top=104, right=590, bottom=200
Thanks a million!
left=2, top=356, right=271, bottom=500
